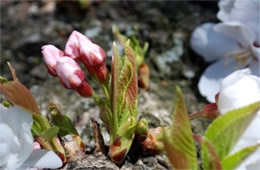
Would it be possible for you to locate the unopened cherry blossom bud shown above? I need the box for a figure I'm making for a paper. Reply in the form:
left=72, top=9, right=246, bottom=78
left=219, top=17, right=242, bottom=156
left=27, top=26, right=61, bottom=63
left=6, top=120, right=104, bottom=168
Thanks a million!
left=78, top=35, right=109, bottom=84
left=65, top=30, right=88, bottom=60
left=42, top=45, right=64, bottom=76
left=56, top=57, right=86, bottom=89
left=78, top=35, right=106, bottom=66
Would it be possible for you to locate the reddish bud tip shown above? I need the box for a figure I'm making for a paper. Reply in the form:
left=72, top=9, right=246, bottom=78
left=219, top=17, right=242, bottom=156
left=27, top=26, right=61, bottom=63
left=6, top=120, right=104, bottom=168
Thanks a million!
left=75, top=81, right=93, bottom=97
left=189, top=103, right=220, bottom=120
left=141, top=127, right=164, bottom=155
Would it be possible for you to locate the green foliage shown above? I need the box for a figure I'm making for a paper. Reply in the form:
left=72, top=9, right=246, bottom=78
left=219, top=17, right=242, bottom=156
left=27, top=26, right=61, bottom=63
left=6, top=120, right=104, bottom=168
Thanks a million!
left=1, top=101, right=11, bottom=107
left=163, top=87, right=198, bottom=170
left=201, top=137, right=222, bottom=170
left=49, top=103, right=78, bottom=136
left=112, top=25, right=149, bottom=68
left=0, top=76, right=8, bottom=84
left=202, top=102, right=260, bottom=170
left=41, top=126, right=60, bottom=140
left=162, top=87, right=259, bottom=170
left=222, top=144, right=260, bottom=169
left=110, top=41, right=138, bottom=137
left=107, top=41, right=138, bottom=164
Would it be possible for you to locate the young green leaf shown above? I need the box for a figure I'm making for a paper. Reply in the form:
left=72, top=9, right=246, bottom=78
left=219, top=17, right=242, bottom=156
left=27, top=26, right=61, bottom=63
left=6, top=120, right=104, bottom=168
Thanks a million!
left=41, top=126, right=60, bottom=140
left=111, top=41, right=138, bottom=130
left=108, top=41, right=138, bottom=164
left=203, top=102, right=260, bottom=160
left=163, top=86, right=198, bottom=170
left=112, top=25, right=128, bottom=48
left=201, top=137, right=222, bottom=170
left=49, top=102, right=78, bottom=136
left=221, top=144, right=260, bottom=169
left=0, top=76, right=9, bottom=84
left=111, top=42, right=123, bottom=134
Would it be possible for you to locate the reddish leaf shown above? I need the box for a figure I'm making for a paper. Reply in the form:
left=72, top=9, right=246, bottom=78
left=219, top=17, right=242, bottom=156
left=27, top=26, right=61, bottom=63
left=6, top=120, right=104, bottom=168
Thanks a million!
left=0, top=81, right=41, bottom=114
left=138, top=62, right=150, bottom=91
left=202, top=138, right=222, bottom=170
left=123, top=42, right=138, bottom=113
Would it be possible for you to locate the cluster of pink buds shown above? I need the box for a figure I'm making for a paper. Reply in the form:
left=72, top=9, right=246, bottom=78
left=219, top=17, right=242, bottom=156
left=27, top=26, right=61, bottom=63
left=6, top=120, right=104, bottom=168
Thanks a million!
left=41, top=31, right=109, bottom=97
left=65, top=31, right=109, bottom=84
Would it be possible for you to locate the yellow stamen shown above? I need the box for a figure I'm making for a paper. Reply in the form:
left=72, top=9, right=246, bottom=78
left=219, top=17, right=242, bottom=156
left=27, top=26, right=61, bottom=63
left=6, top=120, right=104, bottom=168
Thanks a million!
left=225, top=46, right=255, bottom=70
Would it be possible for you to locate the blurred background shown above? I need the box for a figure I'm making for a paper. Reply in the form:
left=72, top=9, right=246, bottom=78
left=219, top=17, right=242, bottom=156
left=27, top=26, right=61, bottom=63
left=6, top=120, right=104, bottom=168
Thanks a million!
left=1, top=0, right=218, bottom=86
left=0, top=1, right=219, bottom=167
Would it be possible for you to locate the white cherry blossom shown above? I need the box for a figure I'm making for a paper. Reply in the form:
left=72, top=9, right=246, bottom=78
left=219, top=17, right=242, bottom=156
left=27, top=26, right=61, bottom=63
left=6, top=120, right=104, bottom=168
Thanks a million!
left=0, top=105, right=62, bottom=170
left=218, top=69, right=260, bottom=170
left=190, top=0, right=260, bottom=102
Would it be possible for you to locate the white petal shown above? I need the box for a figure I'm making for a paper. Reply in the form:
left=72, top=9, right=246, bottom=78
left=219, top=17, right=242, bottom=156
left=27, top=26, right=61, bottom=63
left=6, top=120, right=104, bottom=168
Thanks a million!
left=245, top=158, right=260, bottom=170
left=217, top=0, right=260, bottom=43
left=190, top=23, right=239, bottom=62
left=214, top=21, right=255, bottom=47
left=236, top=150, right=260, bottom=170
left=218, top=69, right=260, bottom=113
left=23, top=149, right=62, bottom=169
left=217, top=0, right=235, bottom=21
left=232, top=114, right=260, bottom=154
left=198, top=58, right=243, bottom=102
left=249, top=62, right=260, bottom=76
left=0, top=142, right=11, bottom=166
left=0, top=105, right=34, bottom=169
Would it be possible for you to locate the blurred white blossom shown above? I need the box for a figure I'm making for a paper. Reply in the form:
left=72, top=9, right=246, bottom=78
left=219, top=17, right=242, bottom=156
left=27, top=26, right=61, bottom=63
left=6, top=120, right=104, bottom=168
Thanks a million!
left=0, top=105, right=62, bottom=170
left=218, top=69, right=260, bottom=170
left=190, top=0, right=260, bottom=102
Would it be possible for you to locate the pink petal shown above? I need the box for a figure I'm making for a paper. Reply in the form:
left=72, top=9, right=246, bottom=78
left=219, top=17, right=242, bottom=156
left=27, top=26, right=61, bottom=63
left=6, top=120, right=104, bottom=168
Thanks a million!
left=41, top=45, right=64, bottom=76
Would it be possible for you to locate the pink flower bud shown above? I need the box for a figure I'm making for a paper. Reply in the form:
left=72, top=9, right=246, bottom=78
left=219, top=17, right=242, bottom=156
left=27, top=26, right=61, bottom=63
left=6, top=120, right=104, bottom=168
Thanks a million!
left=78, top=35, right=106, bottom=67
left=65, top=30, right=88, bottom=60
left=42, top=45, right=64, bottom=76
left=78, top=35, right=109, bottom=84
left=56, top=57, right=85, bottom=89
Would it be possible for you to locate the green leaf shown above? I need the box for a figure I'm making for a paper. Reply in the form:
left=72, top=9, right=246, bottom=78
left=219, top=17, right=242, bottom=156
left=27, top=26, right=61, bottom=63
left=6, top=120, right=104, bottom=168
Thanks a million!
left=120, top=41, right=138, bottom=115
left=112, top=25, right=149, bottom=68
left=108, top=41, right=138, bottom=164
left=40, top=126, right=60, bottom=140
left=222, top=144, right=260, bottom=170
left=112, top=25, right=128, bottom=47
left=49, top=103, right=78, bottom=136
left=111, top=42, right=123, bottom=135
left=111, top=41, right=138, bottom=130
left=201, top=137, right=223, bottom=170
left=163, top=86, right=198, bottom=170
left=1, top=101, right=11, bottom=107
left=32, top=113, right=51, bottom=131
left=0, top=76, right=9, bottom=84
left=203, top=102, right=260, bottom=160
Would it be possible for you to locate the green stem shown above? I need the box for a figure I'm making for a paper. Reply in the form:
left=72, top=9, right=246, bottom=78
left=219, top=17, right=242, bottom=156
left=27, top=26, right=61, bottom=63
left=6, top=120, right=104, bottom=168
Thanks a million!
left=101, top=84, right=110, bottom=101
